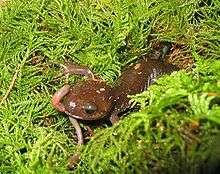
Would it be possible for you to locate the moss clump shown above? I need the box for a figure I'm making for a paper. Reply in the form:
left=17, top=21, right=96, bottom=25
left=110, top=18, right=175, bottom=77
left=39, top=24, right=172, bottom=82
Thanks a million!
left=76, top=58, right=220, bottom=173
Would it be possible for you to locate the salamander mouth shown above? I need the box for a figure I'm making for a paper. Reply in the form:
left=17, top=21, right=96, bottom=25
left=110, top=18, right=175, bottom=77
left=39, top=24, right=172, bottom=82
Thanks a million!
left=64, top=111, right=105, bottom=120
left=64, top=111, right=83, bottom=120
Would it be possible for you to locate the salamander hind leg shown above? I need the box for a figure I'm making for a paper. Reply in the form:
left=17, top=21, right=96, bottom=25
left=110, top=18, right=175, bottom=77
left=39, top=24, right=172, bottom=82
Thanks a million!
left=147, top=42, right=172, bottom=60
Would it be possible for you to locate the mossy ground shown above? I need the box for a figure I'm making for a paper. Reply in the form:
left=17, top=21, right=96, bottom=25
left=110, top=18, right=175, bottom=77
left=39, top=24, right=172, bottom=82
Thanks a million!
left=0, top=0, right=220, bottom=173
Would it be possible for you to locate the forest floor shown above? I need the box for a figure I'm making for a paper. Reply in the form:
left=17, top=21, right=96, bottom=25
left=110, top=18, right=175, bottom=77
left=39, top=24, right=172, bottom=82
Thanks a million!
left=0, top=0, right=220, bottom=173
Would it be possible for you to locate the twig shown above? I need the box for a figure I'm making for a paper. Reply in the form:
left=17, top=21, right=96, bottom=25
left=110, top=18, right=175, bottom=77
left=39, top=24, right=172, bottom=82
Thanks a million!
left=0, top=64, right=20, bottom=106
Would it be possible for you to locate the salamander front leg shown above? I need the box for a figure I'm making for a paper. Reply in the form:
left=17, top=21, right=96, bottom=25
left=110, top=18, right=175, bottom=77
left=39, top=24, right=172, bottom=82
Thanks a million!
left=60, top=63, right=96, bottom=80
left=67, top=117, right=83, bottom=170
left=110, top=113, right=120, bottom=125
left=52, top=85, right=70, bottom=112
left=69, top=116, right=84, bottom=146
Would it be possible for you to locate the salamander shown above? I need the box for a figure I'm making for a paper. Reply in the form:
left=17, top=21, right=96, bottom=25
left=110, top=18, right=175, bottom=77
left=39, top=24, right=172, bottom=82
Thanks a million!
left=52, top=43, right=178, bottom=145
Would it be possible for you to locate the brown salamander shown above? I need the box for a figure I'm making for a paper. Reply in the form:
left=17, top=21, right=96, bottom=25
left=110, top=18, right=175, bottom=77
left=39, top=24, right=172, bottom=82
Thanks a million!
left=52, top=43, right=178, bottom=146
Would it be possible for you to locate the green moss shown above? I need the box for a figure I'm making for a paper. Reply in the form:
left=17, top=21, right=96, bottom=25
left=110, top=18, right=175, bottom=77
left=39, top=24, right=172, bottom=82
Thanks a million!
left=77, top=58, right=220, bottom=173
left=0, top=0, right=220, bottom=173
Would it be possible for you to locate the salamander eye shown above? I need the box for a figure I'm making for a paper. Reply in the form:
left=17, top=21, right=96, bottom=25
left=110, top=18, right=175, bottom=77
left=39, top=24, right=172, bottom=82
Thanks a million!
left=83, top=102, right=97, bottom=115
